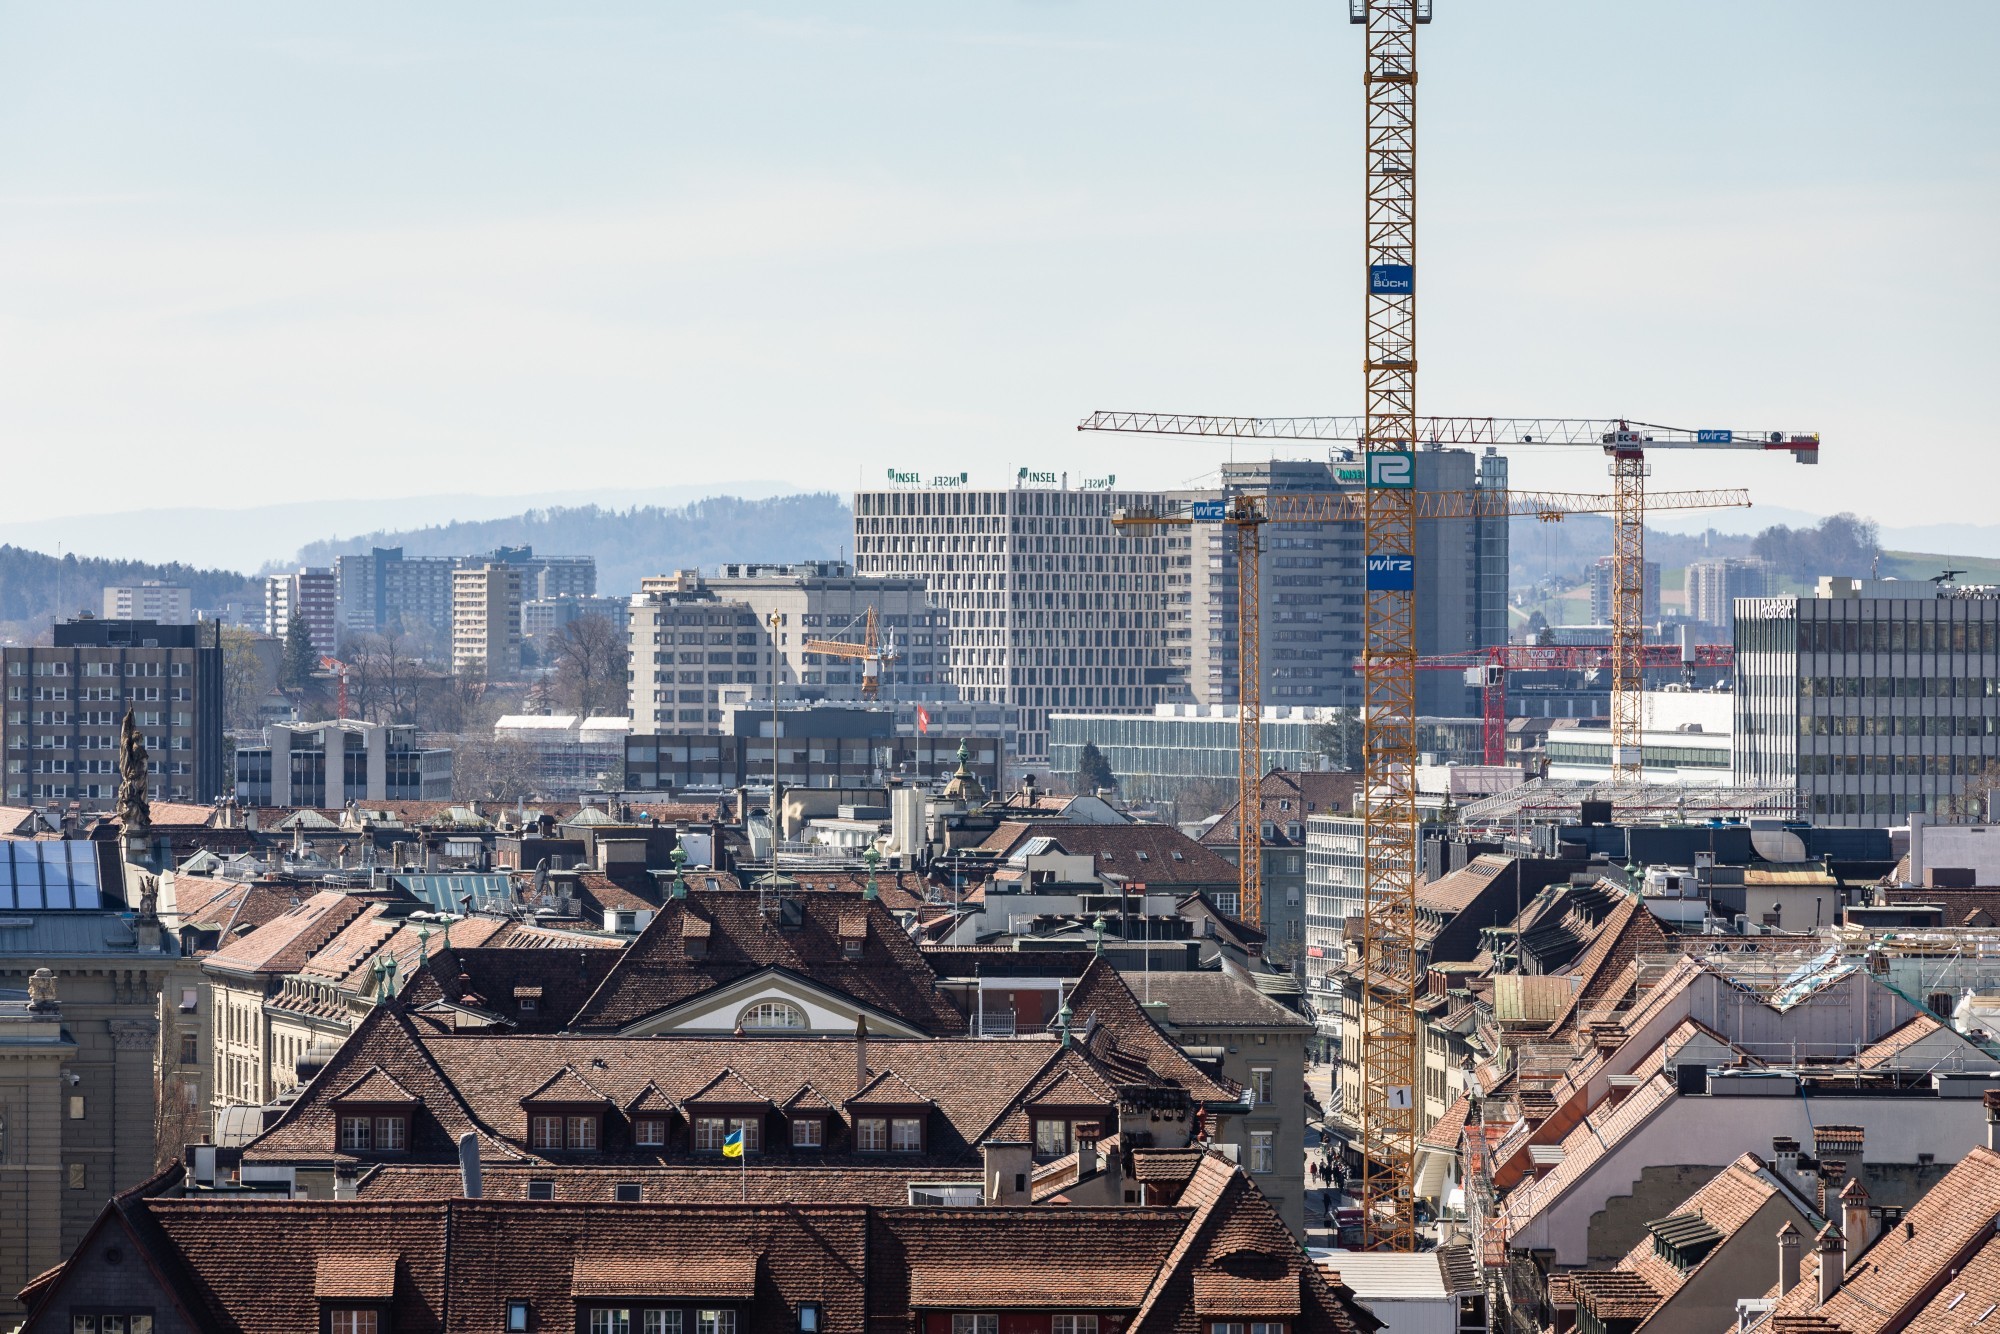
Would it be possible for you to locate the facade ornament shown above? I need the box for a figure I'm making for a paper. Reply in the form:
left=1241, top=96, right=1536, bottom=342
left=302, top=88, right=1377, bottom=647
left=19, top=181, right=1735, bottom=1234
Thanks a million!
left=26, top=968, right=58, bottom=1011
left=115, top=711, right=152, bottom=836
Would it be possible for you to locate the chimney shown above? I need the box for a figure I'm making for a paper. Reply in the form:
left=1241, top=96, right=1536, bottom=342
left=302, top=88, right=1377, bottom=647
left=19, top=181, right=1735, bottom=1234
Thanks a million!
left=1817, top=1159, right=1847, bottom=1219
left=1777, top=1220, right=1802, bottom=1297
left=1840, top=1177, right=1871, bottom=1272
left=1815, top=1223, right=1843, bottom=1305
left=1814, top=1125, right=1864, bottom=1188
left=1986, top=1089, right=2000, bottom=1151
left=458, top=1132, right=483, bottom=1199
left=334, top=1164, right=359, bottom=1201
left=1772, top=1135, right=1801, bottom=1182
left=983, top=1140, right=1032, bottom=1205
left=1078, top=1137, right=1099, bottom=1180
left=855, top=1014, right=869, bottom=1094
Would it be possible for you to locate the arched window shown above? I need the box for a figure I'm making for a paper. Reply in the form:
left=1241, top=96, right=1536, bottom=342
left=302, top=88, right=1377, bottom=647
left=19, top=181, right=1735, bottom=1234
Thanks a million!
left=738, top=1000, right=808, bottom=1031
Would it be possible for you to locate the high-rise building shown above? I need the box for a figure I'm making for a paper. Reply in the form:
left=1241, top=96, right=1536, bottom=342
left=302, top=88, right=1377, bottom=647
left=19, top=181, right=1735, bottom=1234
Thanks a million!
left=101, top=581, right=193, bottom=624
left=335, top=546, right=458, bottom=639
left=1588, top=555, right=1662, bottom=624
left=1686, top=557, right=1771, bottom=631
left=2, top=618, right=226, bottom=805
left=522, top=594, right=629, bottom=643
left=451, top=564, right=525, bottom=680
left=1734, top=577, right=2000, bottom=825
left=626, top=586, right=769, bottom=732
left=853, top=483, right=1186, bottom=761
left=490, top=545, right=596, bottom=600
left=263, top=568, right=337, bottom=656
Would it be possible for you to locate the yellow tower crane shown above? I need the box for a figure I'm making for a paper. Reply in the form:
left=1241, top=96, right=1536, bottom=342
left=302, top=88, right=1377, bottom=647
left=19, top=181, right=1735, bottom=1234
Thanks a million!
left=803, top=607, right=898, bottom=701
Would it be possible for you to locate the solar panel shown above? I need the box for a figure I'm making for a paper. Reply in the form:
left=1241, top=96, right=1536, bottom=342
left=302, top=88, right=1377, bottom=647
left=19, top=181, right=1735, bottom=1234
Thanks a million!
left=0, top=840, right=105, bottom=910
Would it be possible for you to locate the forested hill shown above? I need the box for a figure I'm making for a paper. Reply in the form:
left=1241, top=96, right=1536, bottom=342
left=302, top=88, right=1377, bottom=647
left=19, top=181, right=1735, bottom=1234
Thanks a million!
left=0, top=546, right=259, bottom=630
left=292, top=493, right=856, bottom=595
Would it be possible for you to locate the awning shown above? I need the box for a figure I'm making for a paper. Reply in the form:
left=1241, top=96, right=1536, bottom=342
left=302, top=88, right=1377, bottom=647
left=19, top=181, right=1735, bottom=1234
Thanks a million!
left=572, top=1255, right=757, bottom=1301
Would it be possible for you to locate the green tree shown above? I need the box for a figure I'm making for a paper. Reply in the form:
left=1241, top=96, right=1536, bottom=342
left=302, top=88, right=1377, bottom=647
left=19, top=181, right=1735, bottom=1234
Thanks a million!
left=1075, top=742, right=1117, bottom=794
left=218, top=625, right=271, bottom=730
left=280, top=614, right=317, bottom=690
left=1309, top=708, right=1363, bottom=772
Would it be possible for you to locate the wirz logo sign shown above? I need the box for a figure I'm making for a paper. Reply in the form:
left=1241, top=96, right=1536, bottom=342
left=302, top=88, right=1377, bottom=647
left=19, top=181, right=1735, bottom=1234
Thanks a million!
left=1367, top=553, right=1415, bottom=591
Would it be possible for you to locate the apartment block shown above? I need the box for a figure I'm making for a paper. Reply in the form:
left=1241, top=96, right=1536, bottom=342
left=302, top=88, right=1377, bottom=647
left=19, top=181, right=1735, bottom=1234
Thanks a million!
left=1686, top=556, right=1771, bottom=631
left=522, top=593, right=628, bottom=642
left=627, top=586, right=771, bottom=732
left=262, top=567, right=337, bottom=656
left=233, top=719, right=453, bottom=806
left=1588, top=554, right=1662, bottom=624
left=335, top=546, right=457, bottom=638
left=853, top=484, right=1182, bottom=762
left=2, top=619, right=225, bottom=805
left=1735, top=577, right=2000, bottom=824
left=451, top=564, right=525, bottom=680
left=100, top=581, right=192, bottom=624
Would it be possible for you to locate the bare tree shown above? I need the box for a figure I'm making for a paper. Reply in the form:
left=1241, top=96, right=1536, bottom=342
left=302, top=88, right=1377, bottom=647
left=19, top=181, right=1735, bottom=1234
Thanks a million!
left=548, top=614, right=630, bottom=717
left=452, top=734, right=542, bottom=801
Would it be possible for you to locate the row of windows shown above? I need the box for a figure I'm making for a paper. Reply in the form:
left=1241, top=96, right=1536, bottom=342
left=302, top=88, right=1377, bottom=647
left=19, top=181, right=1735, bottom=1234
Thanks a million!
left=1801, top=715, right=1998, bottom=737
left=1801, top=675, right=2000, bottom=698
left=1794, top=616, right=2000, bottom=654
left=1798, top=753, right=1997, bottom=777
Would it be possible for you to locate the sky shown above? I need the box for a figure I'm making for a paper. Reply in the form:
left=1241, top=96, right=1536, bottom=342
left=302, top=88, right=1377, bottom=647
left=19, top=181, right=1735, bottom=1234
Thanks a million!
left=0, top=1, right=1994, bottom=533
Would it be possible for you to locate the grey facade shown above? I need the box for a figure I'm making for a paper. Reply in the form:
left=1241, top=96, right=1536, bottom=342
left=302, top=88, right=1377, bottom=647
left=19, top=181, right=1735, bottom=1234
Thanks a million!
left=1686, top=557, right=1771, bottom=632
left=1734, top=585, right=2000, bottom=824
left=335, top=546, right=458, bottom=638
left=624, top=731, right=1001, bottom=794
left=233, top=720, right=453, bottom=806
left=3, top=620, right=226, bottom=807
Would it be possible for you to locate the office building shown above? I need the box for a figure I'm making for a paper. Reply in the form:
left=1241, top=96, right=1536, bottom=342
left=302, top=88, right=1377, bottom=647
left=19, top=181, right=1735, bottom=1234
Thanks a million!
left=2, top=618, right=226, bottom=805
left=1588, top=555, right=1661, bottom=624
left=853, top=481, right=1185, bottom=762
left=100, top=581, right=192, bottom=624
left=626, top=585, right=767, bottom=732
left=451, top=563, right=525, bottom=680
left=262, top=567, right=337, bottom=656
left=624, top=727, right=1001, bottom=794
left=491, top=544, right=596, bottom=599
left=1735, top=577, right=2000, bottom=824
left=1686, top=556, right=1771, bottom=631
left=521, top=593, right=628, bottom=643
left=233, top=719, right=453, bottom=806
left=334, top=546, right=458, bottom=638
left=1543, top=689, right=1734, bottom=784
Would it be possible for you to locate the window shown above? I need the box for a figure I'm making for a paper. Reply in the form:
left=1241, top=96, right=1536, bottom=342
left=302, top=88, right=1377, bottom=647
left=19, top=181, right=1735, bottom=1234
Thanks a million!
left=738, top=1000, right=807, bottom=1031
left=531, top=1115, right=563, bottom=1150
left=952, top=1318, right=998, bottom=1334
left=635, top=1117, right=666, bottom=1147
left=374, top=1116, right=406, bottom=1151
left=329, top=1313, right=380, bottom=1334
left=506, top=1301, right=530, bottom=1332
left=615, top=1181, right=643, bottom=1202
left=71, top=1319, right=156, bottom=1334
left=695, top=1116, right=758, bottom=1154
left=526, top=1179, right=555, bottom=1200
left=1251, top=1068, right=1273, bottom=1105
left=791, top=1116, right=823, bottom=1149
left=644, top=1315, right=684, bottom=1334
left=340, top=1116, right=373, bottom=1151
left=1250, top=1130, right=1274, bottom=1175
left=179, top=988, right=198, bottom=1013
left=891, top=1116, right=923, bottom=1153
left=695, top=1313, right=735, bottom=1334
left=857, top=1117, right=888, bottom=1153
left=590, top=1312, right=631, bottom=1334
left=70, top=1095, right=85, bottom=1119
left=179, top=1033, right=199, bottom=1065
left=1035, top=1118, right=1072, bottom=1159
left=567, top=1115, right=599, bottom=1150
left=1054, top=1319, right=1100, bottom=1334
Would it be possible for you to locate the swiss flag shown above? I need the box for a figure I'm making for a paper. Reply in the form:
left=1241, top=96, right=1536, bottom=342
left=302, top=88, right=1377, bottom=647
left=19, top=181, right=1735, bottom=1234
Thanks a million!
left=916, top=706, right=931, bottom=734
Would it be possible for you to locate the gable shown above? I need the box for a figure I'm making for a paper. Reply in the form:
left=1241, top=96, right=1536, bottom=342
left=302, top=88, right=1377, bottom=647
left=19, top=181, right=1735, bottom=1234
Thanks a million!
left=614, top=967, right=932, bottom=1040
left=21, top=1205, right=200, bottom=1334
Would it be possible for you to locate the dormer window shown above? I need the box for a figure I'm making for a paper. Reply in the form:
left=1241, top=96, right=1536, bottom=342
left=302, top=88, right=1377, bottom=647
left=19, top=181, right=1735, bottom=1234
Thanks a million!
left=339, top=1115, right=407, bottom=1152
left=635, top=1117, right=667, bottom=1147
left=531, top=1114, right=599, bottom=1151
left=738, top=1000, right=806, bottom=1031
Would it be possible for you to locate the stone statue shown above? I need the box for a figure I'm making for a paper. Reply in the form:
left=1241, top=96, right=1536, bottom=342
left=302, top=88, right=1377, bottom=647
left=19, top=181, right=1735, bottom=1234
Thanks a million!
left=135, top=873, right=159, bottom=922
left=26, top=968, right=57, bottom=1011
left=115, top=711, right=151, bottom=835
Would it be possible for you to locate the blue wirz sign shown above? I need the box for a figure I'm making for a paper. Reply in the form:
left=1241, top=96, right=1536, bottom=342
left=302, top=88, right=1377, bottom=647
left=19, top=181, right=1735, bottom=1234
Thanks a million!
left=1369, top=264, right=1414, bottom=295
left=1695, top=429, right=1733, bottom=444
left=1367, top=553, right=1415, bottom=591
left=1190, top=500, right=1230, bottom=522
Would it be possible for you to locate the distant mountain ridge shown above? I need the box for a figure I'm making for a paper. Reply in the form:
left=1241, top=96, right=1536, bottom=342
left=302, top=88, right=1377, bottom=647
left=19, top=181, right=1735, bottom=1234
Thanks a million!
left=291, top=493, right=857, bottom=596
left=0, top=547, right=258, bottom=633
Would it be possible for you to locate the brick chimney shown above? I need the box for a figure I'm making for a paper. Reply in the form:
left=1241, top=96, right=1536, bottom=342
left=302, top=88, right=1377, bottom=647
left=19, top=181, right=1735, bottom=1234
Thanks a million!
left=1777, top=1220, right=1802, bottom=1297
left=1840, top=1177, right=1871, bottom=1273
left=1814, top=1124, right=1864, bottom=1191
left=1815, top=1222, right=1844, bottom=1306
left=1817, top=1159, right=1848, bottom=1219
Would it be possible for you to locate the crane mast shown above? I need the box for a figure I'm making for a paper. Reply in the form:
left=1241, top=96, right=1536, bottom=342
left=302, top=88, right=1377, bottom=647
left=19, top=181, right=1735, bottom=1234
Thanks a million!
left=1357, top=0, right=1424, bottom=1252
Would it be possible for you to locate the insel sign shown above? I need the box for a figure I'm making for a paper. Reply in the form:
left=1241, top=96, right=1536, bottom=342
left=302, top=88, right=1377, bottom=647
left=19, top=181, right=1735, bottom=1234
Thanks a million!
left=1080, top=474, right=1117, bottom=490
left=1017, top=467, right=1059, bottom=487
left=886, top=469, right=969, bottom=487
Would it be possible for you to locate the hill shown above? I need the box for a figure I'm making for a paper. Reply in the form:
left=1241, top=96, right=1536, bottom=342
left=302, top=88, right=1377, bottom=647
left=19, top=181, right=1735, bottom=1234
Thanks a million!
left=0, top=547, right=260, bottom=638
left=292, top=493, right=857, bottom=596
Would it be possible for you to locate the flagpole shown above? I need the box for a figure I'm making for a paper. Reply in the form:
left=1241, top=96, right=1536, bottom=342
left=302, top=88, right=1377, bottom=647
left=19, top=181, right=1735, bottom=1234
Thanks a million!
left=740, top=1128, right=747, bottom=1203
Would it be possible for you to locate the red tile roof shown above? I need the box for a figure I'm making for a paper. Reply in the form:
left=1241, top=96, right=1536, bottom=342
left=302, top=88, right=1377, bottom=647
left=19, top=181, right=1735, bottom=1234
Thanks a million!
left=979, top=821, right=1243, bottom=885
left=202, top=890, right=371, bottom=975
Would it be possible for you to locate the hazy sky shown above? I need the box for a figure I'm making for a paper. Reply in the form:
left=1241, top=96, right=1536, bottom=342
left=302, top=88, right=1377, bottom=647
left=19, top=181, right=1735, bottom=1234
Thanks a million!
left=1, top=1, right=1993, bottom=527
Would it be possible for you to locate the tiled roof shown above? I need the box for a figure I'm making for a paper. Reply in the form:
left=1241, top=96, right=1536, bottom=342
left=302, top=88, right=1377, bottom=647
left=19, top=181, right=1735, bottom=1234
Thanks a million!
left=202, top=890, right=371, bottom=975
left=1066, top=958, right=1242, bottom=1104
left=1422, top=1094, right=1471, bottom=1151
left=781, top=868, right=937, bottom=914
left=1498, top=1071, right=1678, bottom=1239
left=1201, top=771, right=1364, bottom=848
left=1856, top=1011, right=1946, bottom=1068
left=1115, top=970, right=1313, bottom=1030
left=333, top=1066, right=422, bottom=1105
left=1416, top=855, right=1511, bottom=915
left=568, top=889, right=968, bottom=1034
left=1621, top=1154, right=1797, bottom=1324
left=572, top=1254, right=756, bottom=1300
left=1568, top=1269, right=1660, bottom=1321
left=354, top=1162, right=958, bottom=1204
left=313, top=1253, right=398, bottom=1299
left=979, top=821, right=1242, bottom=884
left=1760, top=1145, right=2000, bottom=1334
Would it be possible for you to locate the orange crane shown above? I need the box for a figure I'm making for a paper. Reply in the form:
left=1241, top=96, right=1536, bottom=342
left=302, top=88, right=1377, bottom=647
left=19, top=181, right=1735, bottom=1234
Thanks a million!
left=1109, top=482, right=1744, bottom=940
left=803, top=607, right=897, bottom=700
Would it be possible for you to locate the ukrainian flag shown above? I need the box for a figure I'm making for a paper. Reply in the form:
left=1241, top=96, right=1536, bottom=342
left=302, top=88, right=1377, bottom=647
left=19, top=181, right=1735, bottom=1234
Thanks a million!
left=722, top=1127, right=745, bottom=1159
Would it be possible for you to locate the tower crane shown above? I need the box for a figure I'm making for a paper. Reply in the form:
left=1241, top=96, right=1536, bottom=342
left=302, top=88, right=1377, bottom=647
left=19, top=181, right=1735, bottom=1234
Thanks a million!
left=1109, top=482, right=1744, bottom=941
left=802, top=607, right=898, bottom=701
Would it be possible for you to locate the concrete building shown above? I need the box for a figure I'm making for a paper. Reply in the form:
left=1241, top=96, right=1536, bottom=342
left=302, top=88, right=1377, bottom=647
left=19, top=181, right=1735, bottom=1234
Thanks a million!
left=451, top=563, right=525, bottom=680
left=491, top=544, right=596, bottom=600
left=3, top=619, right=226, bottom=806
left=522, top=593, right=628, bottom=643
left=626, top=585, right=769, bottom=732
left=334, top=546, right=458, bottom=639
left=1589, top=555, right=1662, bottom=624
left=232, top=719, right=453, bottom=806
left=0, top=868, right=201, bottom=1326
left=1734, top=578, right=2000, bottom=824
left=624, top=726, right=1002, bottom=796
left=100, top=581, right=192, bottom=625
left=1543, top=688, right=1735, bottom=785
left=1686, top=556, right=1771, bottom=631
left=853, top=480, right=1185, bottom=763
left=262, top=567, right=337, bottom=655
left=1200, top=771, right=1363, bottom=963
